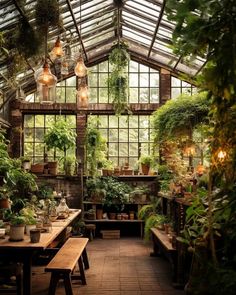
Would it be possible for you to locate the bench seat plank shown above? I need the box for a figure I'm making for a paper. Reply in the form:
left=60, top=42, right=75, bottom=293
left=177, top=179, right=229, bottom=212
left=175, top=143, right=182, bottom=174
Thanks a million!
left=45, top=238, right=88, bottom=273
left=150, top=228, right=174, bottom=251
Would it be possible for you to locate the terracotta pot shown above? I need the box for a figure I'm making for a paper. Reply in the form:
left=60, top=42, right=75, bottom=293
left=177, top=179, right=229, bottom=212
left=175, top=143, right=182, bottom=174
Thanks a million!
left=141, top=164, right=150, bottom=175
left=48, top=161, right=58, bottom=175
left=96, top=209, right=103, bottom=220
left=0, top=198, right=11, bottom=209
left=109, top=212, right=116, bottom=220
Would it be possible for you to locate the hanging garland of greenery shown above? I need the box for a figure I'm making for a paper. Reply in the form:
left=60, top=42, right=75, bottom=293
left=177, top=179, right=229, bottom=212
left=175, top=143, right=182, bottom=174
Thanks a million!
left=107, top=41, right=131, bottom=116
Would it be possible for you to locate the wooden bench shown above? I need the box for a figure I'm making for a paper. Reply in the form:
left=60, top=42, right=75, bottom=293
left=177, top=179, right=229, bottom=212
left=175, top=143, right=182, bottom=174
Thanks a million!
left=45, top=237, right=89, bottom=295
left=150, top=228, right=178, bottom=284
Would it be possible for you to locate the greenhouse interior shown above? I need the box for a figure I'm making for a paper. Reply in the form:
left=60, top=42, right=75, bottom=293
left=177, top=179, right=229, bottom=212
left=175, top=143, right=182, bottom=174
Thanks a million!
left=0, top=0, right=235, bottom=294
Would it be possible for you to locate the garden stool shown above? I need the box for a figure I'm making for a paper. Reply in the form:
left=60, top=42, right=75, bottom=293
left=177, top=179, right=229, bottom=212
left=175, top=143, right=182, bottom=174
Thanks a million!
left=84, top=224, right=96, bottom=241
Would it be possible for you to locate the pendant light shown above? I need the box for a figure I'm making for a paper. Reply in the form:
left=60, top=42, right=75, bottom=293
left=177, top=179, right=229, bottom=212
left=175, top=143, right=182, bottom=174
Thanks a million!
left=74, top=0, right=87, bottom=77
left=35, top=25, right=57, bottom=104
left=77, top=78, right=88, bottom=108
left=61, top=42, right=74, bottom=76
left=36, top=60, right=57, bottom=104
left=51, top=36, right=64, bottom=60
left=74, top=55, right=87, bottom=77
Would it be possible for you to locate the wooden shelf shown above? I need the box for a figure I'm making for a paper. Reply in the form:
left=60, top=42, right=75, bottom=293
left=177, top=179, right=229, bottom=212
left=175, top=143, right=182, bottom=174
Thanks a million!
left=84, top=219, right=144, bottom=223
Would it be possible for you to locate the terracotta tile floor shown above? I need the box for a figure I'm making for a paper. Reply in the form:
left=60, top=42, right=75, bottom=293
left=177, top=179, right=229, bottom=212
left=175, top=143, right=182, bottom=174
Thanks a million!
left=32, top=238, right=185, bottom=295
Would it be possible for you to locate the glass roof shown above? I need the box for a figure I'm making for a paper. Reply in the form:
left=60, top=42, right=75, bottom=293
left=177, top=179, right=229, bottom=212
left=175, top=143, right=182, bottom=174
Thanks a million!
left=0, top=0, right=206, bottom=99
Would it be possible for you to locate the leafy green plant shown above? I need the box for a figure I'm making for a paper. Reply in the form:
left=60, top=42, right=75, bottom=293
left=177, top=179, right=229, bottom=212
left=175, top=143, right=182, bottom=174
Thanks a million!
left=101, top=177, right=132, bottom=212
left=139, top=155, right=153, bottom=166
left=44, top=119, right=76, bottom=152
left=152, top=92, right=210, bottom=144
left=107, top=42, right=130, bottom=116
left=86, top=117, right=107, bottom=177
left=138, top=197, right=165, bottom=241
left=10, top=214, right=26, bottom=226
left=20, top=207, right=37, bottom=225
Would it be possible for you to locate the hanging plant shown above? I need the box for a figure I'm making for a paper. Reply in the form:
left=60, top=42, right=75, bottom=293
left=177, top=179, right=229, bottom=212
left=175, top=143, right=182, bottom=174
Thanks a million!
left=107, top=42, right=131, bottom=116
left=16, top=18, right=41, bottom=58
left=35, top=0, right=62, bottom=32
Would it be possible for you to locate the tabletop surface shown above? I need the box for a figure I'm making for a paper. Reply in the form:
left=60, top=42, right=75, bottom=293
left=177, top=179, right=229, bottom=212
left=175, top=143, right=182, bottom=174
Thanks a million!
left=0, top=209, right=81, bottom=250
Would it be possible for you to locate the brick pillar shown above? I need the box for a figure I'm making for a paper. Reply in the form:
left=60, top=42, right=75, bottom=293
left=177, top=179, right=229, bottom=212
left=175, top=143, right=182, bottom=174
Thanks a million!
left=9, top=99, right=23, bottom=158
left=76, top=113, right=87, bottom=214
left=160, top=68, right=171, bottom=105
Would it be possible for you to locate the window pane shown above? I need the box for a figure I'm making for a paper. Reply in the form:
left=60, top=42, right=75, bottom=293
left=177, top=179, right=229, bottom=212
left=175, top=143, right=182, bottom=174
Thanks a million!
left=109, top=129, right=118, bottom=141
left=119, top=129, right=128, bottom=142
left=89, top=88, right=97, bottom=103
left=119, top=143, right=128, bottom=156
left=140, top=88, right=149, bottom=103
left=109, top=143, right=118, bottom=156
left=24, top=115, right=34, bottom=127
left=129, top=88, right=138, bottom=103
left=130, top=73, right=138, bottom=87
left=129, top=117, right=138, bottom=128
left=140, top=73, right=149, bottom=87
left=129, top=129, right=138, bottom=142
left=99, top=116, right=108, bottom=128
left=150, top=88, right=159, bottom=103
left=150, top=74, right=159, bottom=87
left=129, top=143, right=139, bottom=156
left=109, top=116, right=118, bottom=128
left=35, top=115, right=44, bottom=127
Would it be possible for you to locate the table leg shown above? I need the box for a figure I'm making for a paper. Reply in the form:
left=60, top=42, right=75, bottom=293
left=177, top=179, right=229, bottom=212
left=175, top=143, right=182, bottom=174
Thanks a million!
left=22, top=254, right=33, bottom=295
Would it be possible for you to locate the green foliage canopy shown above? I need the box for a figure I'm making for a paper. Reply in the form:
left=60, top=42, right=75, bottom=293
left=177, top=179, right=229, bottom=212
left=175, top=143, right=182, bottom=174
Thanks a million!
left=152, top=92, right=210, bottom=143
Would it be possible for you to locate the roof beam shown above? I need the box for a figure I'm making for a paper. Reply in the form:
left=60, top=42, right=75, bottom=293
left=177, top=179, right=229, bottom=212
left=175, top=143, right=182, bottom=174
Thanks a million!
left=65, top=0, right=88, bottom=61
left=148, top=0, right=166, bottom=58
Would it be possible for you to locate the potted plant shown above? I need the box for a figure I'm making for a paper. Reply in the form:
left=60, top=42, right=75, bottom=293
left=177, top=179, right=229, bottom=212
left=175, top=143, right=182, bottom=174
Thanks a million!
left=44, top=119, right=76, bottom=175
left=139, top=155, right=153, bottom=175
left=0, top=186, right=11, bottom=209
left=20, top=207, right=37, bottom=235
left=9, top=214, right=26, bottom=241
left=64, top=155, right=76, bottom=176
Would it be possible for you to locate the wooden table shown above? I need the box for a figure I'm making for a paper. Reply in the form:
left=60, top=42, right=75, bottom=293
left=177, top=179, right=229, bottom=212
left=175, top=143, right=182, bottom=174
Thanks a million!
left=0, top=209, right=81, bottom=295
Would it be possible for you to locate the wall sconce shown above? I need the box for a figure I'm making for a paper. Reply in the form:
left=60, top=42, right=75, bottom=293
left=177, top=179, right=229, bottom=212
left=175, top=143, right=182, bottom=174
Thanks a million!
left=74, top=55, right=87, bottom=77
left=35, top=61, right=57, bottom=104
left=50, top=36, right=64, bottom=59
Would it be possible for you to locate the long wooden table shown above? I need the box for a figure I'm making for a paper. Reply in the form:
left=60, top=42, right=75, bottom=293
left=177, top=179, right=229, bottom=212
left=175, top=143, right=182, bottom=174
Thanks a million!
left=0, top=209, right=81, bottom=295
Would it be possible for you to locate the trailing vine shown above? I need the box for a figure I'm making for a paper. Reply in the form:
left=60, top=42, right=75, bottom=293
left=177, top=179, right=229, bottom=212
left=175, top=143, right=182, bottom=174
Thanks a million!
left=107, top=42, right=131, bottom=116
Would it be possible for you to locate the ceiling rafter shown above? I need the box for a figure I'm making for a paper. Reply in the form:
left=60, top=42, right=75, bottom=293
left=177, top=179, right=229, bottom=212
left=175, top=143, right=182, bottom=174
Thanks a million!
left=148, top=0, right=166, bottom=58
left=65, top=0, right=88, bottom=61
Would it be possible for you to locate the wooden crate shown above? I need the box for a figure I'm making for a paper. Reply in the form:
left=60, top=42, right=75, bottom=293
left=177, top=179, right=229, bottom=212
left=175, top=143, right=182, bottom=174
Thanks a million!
left=100, top=230, right=120, bottom=239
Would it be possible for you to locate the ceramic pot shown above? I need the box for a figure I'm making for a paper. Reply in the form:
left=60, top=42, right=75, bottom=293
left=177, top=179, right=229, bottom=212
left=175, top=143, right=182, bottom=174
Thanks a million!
left=9, top=224, right=25, bottom=241
left=30, top=228, right=41, bottom=243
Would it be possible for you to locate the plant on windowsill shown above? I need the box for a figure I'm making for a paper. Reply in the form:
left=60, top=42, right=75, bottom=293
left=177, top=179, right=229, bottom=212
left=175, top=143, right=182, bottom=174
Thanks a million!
left=139, top=155, right=153, bottom=175
left=44, top=119, right=77, bottom=175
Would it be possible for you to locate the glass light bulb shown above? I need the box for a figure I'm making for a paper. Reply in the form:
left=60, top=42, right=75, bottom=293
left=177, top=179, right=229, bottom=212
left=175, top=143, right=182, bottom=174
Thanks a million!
left=217, top=149, right=227, bottom=161
left=74, top=56, right=87, bottom=77
left=37, top=62, right=57, bottom=87
left=51, top=37, right=64, bottom=58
